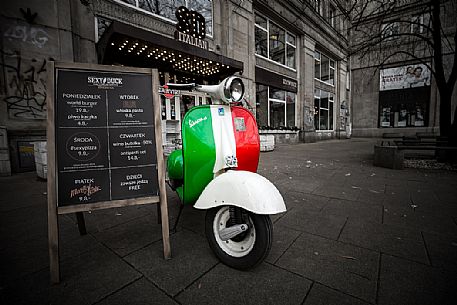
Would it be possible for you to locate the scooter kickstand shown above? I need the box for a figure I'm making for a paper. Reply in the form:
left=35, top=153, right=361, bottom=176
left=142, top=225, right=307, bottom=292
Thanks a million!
left=171, top=204, right=184, bottom=233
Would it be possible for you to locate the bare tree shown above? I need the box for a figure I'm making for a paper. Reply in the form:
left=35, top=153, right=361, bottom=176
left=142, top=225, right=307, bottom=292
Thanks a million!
left=347, top=0, right=457, bottom=142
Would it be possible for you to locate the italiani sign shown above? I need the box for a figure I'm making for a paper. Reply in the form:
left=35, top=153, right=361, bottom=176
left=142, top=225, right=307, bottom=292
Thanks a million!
left=379, top=63, right=431, bottom=91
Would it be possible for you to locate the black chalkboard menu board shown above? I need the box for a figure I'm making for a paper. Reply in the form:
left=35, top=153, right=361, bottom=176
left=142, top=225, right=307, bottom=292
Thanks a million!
left=47, top=63, right=170, bottom=284
left=55, top=68, right=158, bottom=206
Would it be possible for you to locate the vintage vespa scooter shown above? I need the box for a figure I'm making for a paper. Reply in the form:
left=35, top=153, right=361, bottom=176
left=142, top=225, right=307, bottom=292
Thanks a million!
left=166, top=76, right=286, bottom=269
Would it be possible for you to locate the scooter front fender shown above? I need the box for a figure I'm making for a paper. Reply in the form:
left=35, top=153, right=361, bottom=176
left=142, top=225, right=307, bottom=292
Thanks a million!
left=194, top=170, right=286, bottom=215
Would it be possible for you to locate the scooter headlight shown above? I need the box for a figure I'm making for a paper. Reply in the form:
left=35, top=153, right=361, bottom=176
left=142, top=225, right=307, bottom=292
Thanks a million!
left=224, top=77, right=245, bottom=102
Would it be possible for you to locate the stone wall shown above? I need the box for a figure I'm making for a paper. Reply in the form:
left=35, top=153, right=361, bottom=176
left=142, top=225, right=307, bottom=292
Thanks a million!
left=0, top=0, right=96, bottom=172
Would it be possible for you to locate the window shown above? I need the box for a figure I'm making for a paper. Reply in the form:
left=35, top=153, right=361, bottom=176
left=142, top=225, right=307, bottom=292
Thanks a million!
left=381, top=22, right=399, bottom=40
left=255, top=15, right=268, bottom=57
left=256, top=84, right=296, bottom=128
left=328, top=5, right=336, bottom=28
left=286, top=33, right=296, bottom=68
left=314, top=89, right=334, bottom=130
left=269, top=23, right=285, bottom=65
left=255, top=13, right=296, bottom=69
left=118, top=0, right=213, bottom=36
left=379, top=103, right=427, bottom=128
left=411, top=14, right=429, bottom=34
left=310, top=0, right=322, bottom=15
left=314, top=51, right=336, bottom=86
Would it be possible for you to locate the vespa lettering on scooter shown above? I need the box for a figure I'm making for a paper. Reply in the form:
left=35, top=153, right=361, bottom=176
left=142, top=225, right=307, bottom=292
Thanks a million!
left=188, top=116, right=207, bottom=128
left=166, top=76, right=286, bottom=270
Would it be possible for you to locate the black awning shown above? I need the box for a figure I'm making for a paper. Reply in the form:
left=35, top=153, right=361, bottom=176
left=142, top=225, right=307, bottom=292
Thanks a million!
left=97, top=21, right=243, bottom=81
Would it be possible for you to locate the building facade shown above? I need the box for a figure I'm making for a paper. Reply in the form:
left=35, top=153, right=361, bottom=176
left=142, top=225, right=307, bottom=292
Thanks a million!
left=1, top=0, right=350, bottom=174
left=350, top=0, right=457, bottom=137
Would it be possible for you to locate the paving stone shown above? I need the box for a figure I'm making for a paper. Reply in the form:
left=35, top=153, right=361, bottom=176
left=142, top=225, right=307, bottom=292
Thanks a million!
left=96, top=277, right=178, bottom=305
left=343, top=176, right=388, bottom=190
left=0, top=173, right=47, bottom=212
left=276, top=232, right=379, bottom=303
left=176, top=263, right=311, bottom=305
left=0, top=205, right=48, bottom=248
left=275, top=205, right=347, bottom=240
left=313, top=185, right=360, bottom=201
left=0, top=214, right=98, bottom=284
left=435, top=188, right=457, bottom=205
left=383, top=205, right=457, bottom=235
left=176, top=205, right=206, bottom=237
left=339, top=219, right=428, bottom=264
left=2, top=266, right=51, bottom=305
left=53, top=244, right=141, bottom=304
left=283, top=192, right=330, bottom=212
left=266, top=225, right=301, bottom=264
left=378, top=254, right=457, bottom=305
left=356, top=187, right=387, bottom=205
left=322, top=198, right=383, bottom=223
left=277, top=175, right=323, bottom=194
left=422, top=232, right=457, bottom=271
left=81, top=205, right=157, bottom=233
left=0, top=234, right=48, bottom=285
left=303, top=283, right=371, bottom=305
left=3, top=244, right=141, bottom=305
left=125, top=229, right=218, bottom=296
left=93, top=214, right=165, bottom=257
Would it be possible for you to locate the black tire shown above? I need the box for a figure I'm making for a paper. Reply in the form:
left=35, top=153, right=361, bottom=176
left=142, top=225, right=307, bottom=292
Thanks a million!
left=205, top=206, right=273, bottom=270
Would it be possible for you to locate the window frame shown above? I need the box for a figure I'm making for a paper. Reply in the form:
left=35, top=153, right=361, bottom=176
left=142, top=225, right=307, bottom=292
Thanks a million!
left=410, top=14, right=425, bottom=34
left=328, top=4, right=336, bottom=28
left=314, top=89, right=335, bottom=131
left=256, top=84, right=296, bottom=128
left=254, top=13, right=297, bottom=71
left=381, top=22, right=400, bottom=40
left=314, top=51, right=336, bottom=86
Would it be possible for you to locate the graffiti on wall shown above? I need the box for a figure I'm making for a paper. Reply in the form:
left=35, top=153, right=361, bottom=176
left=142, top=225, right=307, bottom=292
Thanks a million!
left=1, top=50, right=51, bottom=119
left=3, top=23, right=49, bottom=49
left=304, top=105, right=314, bottom=129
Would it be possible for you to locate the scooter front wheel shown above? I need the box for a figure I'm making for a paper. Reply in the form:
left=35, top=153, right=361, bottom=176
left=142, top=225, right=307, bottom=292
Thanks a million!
left=205, top=206, right=272, bottom=270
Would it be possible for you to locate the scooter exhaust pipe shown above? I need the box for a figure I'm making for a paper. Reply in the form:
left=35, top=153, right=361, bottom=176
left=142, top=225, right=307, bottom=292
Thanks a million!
left=219, top=224, right=248, bottom=241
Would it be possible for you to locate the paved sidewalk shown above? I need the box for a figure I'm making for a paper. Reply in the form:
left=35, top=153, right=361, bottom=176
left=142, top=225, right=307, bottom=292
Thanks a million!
left=1, top=138, right=457, bottom=305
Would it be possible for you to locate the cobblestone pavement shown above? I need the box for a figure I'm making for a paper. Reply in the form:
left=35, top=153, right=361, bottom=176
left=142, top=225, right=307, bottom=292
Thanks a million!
left=1, top=138, right=457, bottom=305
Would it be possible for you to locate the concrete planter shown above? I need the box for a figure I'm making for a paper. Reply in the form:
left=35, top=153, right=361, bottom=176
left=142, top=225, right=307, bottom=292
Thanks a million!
left=259, top=130, right=299, bottom=145
left=373, top=145, right=404, bottom=169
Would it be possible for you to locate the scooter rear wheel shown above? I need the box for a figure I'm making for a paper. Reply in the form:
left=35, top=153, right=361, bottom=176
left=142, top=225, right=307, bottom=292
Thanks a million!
left=205, top=206, right=272, bottom=270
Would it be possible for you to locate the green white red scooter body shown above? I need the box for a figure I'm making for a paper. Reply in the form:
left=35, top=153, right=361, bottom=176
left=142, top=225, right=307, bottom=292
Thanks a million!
left=167, top=104, right=286, bottom=214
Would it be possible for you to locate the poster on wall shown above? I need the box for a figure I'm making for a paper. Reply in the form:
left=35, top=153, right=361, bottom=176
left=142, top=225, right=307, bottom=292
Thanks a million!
left=415, top=106, right=425, bottom=126
left=380, top=107, right=391, bottom=127
left=380, top=63, right=431, bottom=91
left=398, top=108, right=407, bottom=127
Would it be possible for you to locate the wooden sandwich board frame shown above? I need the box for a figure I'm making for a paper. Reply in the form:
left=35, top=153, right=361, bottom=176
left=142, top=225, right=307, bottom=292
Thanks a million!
left=47, top=62, right=171, bottom=284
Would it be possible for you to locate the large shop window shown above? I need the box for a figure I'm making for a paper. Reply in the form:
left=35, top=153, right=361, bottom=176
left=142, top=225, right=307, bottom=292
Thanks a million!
left=314, top=89, right=334, bottom=131
left=255, top=14, right=296, bottom=69
left=314, top=51, right=335, bottom=86
left=118, top=0, right=213, bottom=35
left=256, top=84, right=296, bottom=128
left=379, top=64, right=430, bottom=128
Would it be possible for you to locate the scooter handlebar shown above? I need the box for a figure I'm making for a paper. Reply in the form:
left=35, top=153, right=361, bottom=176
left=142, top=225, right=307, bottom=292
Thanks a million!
left=166, top=83, right=198, bottom=91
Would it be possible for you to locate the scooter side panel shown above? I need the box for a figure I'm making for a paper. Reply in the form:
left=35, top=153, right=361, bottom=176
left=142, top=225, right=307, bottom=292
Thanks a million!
left=181, top=106, right=216, bottom=205
left=231, top=106, right=260, bottom=173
